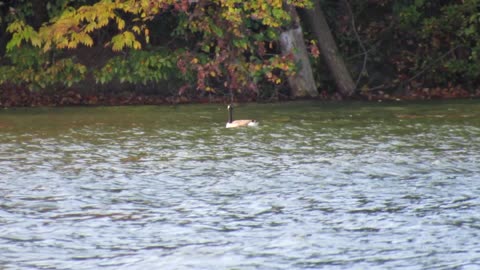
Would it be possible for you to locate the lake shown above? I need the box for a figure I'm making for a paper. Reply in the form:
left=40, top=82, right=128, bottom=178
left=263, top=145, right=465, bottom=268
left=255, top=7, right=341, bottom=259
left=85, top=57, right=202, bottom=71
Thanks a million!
left=1, top=101, right=480, bottom=269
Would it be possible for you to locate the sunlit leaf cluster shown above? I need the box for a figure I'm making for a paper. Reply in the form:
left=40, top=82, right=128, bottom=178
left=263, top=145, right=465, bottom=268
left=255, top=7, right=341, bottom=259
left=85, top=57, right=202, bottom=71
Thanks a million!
left=3, top=0, right=311, bottom=93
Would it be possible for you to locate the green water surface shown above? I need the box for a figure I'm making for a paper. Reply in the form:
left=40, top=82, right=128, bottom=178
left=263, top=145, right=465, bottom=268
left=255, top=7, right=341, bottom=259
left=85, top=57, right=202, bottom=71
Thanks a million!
left=1, top=100, right=479, bottom=269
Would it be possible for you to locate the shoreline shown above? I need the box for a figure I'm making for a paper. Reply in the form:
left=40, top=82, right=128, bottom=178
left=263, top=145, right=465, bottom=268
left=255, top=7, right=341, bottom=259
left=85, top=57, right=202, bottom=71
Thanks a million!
left=1, top=85, right=479, bottom=108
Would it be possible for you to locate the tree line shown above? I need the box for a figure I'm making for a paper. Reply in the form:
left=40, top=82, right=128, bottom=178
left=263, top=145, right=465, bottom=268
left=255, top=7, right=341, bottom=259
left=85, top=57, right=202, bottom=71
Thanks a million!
left=0, top=0, right=479, bottom=106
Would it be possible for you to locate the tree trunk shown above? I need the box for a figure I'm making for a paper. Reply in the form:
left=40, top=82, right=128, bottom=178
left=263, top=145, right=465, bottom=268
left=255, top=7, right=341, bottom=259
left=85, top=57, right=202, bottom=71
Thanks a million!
left=279, top=6, right=318, bottom=98
left=304, top=1, right=356, bottom=96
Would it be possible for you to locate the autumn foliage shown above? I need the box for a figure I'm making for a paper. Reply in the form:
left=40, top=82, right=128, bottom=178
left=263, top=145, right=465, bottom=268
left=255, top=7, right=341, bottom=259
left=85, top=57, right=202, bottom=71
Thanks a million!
left=1, top=0, right=311, bottom=105
left=1, top=0, right=480, bottom=107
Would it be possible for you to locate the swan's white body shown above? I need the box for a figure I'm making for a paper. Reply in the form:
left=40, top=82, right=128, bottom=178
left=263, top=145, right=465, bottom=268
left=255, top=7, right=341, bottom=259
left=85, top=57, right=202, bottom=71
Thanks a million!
left=226, top=105, right=258, bottom=128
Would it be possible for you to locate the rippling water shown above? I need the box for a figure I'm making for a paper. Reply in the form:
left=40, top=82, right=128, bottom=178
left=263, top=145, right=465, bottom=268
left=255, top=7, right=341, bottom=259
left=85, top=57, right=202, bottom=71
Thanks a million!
left=1, top=101, right=480, bottom=269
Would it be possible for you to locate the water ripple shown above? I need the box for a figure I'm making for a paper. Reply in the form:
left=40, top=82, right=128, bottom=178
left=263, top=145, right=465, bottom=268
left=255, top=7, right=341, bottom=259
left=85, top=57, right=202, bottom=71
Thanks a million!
left=1, top=102, right=480, bottom=269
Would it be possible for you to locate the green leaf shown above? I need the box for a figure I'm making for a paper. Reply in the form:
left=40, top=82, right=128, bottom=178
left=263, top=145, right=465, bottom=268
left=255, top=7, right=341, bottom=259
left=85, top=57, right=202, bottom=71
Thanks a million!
left=211, top=25, right=223, bottom=38
left=272, top=8, right=285, bottom=20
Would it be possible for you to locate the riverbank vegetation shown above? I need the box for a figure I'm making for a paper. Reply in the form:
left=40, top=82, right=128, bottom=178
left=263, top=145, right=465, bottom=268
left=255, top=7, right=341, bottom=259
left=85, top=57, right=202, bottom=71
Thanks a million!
left=1, top=0, right=479, bottom=107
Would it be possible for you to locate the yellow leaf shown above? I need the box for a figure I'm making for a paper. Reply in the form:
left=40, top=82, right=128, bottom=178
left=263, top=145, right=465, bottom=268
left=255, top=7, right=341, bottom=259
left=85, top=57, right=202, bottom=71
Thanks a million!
left=57, top=38, right=69, bottom=49
left=98, top=17, right=109, bottom=28
left=83, top=34, right=94, bottom=47
left=43, top=42, right=51, bottom=52
left=144, top=28, right=150, bottom=43
left=132, top=26, right=140, bottom=34
left=272, top=0, right=282, bottom=8
left=116, top=17, right=125, bottom=30
left=133, top=41, right=142, bottom=50
left=84, top=22, right=97, bottom=33
left=67, top=41, right=77, bottom=49
left=30, top=35, right=42, bottom=48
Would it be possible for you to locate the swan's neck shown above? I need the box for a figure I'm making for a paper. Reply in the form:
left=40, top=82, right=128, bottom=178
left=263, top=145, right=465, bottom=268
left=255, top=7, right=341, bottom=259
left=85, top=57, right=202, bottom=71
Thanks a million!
left=228, top=107, right=233, bottom=123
